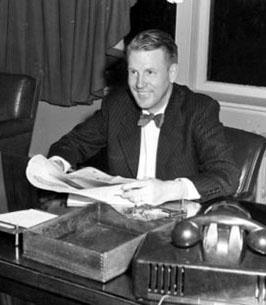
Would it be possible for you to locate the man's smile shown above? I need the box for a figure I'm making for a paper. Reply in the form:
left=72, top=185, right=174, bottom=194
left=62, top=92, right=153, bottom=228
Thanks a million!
left=135, top=90, right=152, bottom=96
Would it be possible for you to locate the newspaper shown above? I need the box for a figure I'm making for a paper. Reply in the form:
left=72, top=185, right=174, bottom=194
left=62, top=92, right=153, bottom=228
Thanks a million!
left=26, top=155, right=201, bottom=217
left=26, top=154, right=137, bottom=211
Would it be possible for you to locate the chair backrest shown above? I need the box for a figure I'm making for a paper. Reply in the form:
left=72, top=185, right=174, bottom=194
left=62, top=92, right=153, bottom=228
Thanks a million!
left=0, top=72, right=39, bottom=122
left=0, top=72, right=40, bottom=156
left=224, top=126, right=266, bottom=201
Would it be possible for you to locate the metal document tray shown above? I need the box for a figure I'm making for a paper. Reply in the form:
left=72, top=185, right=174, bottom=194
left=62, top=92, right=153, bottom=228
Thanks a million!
left=23, top=202, right=177, bottom=282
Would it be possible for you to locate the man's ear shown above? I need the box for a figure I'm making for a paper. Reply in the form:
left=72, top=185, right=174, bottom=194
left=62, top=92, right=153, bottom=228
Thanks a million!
left=169, top=63, right=178, bottom=83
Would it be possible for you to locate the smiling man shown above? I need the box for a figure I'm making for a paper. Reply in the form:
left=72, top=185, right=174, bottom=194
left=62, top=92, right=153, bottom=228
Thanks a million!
left=127, top=47, right=175, bottom=113
left=47, top=29, right=240, bottom=206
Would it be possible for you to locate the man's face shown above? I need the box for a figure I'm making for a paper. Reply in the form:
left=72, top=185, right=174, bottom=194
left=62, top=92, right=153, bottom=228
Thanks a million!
left=127, top=48, right=177, bottom=113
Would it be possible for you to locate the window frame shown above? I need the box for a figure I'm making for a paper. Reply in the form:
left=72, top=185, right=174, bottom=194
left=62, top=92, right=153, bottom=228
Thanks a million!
left=182, top=0, right=266, bottom=107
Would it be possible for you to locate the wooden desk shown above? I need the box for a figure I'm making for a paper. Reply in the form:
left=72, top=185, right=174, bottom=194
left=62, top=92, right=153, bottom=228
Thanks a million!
left=0, top=232, right=139, bottom=305
left=1, top=200, right=266, bottom=305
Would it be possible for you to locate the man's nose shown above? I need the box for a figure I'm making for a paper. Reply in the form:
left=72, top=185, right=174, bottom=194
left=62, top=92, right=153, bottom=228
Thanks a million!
left=136, top=75, right=146, bottom=88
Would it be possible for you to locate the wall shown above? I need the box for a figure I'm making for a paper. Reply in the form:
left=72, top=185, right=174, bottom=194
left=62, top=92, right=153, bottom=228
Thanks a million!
left=29, top=100, right=102, bottom=156
left=220, top=102, right=266, bottom=136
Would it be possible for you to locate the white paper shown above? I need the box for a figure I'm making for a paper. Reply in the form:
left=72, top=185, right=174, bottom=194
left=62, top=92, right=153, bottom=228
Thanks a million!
left=166, top=0, right=183, bottom=3
left=0, top=209, right=57, bottom=228
left=26, top=154, right=201, bottom=217
left=66, top=194, right=94, bottom=207
left=26, top=154, right=136, bottom=211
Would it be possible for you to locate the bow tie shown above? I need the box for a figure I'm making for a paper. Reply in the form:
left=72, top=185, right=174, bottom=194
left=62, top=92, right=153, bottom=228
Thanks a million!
left=137, top=113, right=164, bottom=128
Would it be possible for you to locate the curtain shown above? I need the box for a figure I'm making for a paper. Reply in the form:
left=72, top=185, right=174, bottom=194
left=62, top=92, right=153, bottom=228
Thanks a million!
left=0, top=0, right=136, bottom=106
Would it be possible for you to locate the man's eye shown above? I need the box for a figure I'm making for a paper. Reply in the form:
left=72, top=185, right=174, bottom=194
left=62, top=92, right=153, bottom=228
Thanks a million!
left=129, top=69, right=137, bottom=75
left=146, top=70, right=154, bottom=75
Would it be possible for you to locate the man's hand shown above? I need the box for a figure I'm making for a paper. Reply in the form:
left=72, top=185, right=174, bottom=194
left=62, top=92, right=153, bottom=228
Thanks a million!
left=120, top=178, right=186, bottom=206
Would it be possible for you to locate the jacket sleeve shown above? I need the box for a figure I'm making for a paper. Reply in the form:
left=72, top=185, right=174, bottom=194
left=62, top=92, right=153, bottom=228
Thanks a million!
left=188, top=100, right=240, bottom=202
left=48, top=103, right=108, bottom=169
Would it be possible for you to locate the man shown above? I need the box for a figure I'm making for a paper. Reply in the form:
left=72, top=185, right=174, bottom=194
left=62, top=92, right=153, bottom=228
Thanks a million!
left=48, top=29, right=240, bottom=206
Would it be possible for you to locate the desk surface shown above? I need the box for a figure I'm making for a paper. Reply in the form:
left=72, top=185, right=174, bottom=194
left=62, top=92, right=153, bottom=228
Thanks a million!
left=1, top=201, right=266, bottom=305
left=0, top=231, right=140, bottom=305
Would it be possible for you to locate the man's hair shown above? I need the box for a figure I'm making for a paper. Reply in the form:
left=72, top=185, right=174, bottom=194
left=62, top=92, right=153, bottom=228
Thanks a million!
left=126, top=29, right=178, bottom=64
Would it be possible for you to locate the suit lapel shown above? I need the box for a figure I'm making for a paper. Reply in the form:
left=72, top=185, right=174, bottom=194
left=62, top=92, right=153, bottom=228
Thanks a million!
left=118, top=102, right=141, bottom=177
left=156, top=85, right=185, bottom=178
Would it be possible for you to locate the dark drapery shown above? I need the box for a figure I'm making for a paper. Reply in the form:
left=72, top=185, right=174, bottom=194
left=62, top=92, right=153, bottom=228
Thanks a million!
left=0, top=0, right=136, bottom=106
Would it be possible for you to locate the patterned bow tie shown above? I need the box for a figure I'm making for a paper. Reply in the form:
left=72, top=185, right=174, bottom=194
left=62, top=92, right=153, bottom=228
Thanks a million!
left=137, top=113, right=164, bottom=128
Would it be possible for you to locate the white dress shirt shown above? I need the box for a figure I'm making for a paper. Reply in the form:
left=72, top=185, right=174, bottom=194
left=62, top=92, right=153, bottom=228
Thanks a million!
left=137, top=108, right=200, bottom=200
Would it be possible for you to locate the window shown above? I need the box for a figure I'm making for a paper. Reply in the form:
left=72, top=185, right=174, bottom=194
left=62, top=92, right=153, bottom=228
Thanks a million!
left=187, top=0, right=266, bottom=106
left=208, top=0, right=266, bottom=87
left=127, top=0, right=176, bottom=42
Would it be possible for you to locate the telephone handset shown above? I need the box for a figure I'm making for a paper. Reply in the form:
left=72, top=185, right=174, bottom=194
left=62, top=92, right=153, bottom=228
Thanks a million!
left=171, top=202, right=266, bottom=264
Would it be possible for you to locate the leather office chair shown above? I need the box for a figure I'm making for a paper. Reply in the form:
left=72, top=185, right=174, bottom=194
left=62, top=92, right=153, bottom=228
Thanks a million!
left=0, top=72, right=40, bottom=305
left=224, top=126, right=266, bottom=202
left=0, top=72, right=40, bottom=156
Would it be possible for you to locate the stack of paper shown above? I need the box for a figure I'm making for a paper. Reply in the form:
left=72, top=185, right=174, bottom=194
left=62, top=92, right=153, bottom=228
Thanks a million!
left=0, top=209, right=57, bottom=229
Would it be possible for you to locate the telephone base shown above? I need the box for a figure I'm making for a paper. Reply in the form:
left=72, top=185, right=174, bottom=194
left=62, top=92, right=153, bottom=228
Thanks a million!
left=133, top=227, right=266, bottom=305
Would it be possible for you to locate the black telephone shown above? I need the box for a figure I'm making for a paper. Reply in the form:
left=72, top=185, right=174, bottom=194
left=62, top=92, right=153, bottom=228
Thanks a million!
left=172, top=202, right=266, bottom=265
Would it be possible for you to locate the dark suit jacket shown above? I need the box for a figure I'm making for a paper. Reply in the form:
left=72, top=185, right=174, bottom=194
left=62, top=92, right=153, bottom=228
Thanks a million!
left=48, top=84, right=240, bottom=202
